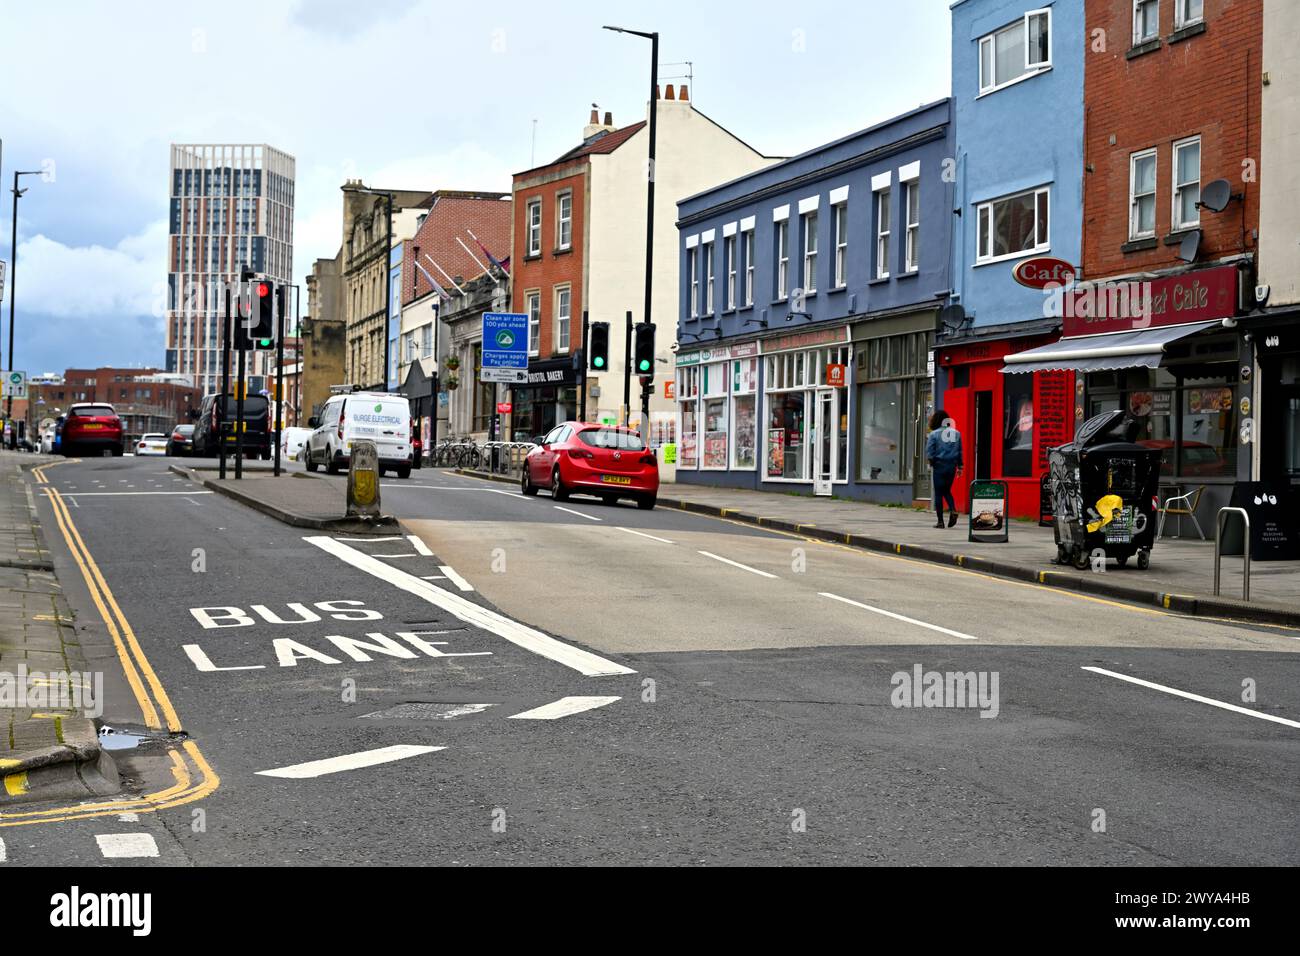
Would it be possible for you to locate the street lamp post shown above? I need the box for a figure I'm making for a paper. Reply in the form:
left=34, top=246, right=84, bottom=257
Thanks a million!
left=7, top=169, right=45, bottom=443
left=603, top=25, right=658, bottom=434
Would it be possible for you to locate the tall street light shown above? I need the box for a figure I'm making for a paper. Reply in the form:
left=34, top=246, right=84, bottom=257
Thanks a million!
left=603, top=25, right=658, bottom=429
left=8, top=169, right=45, bottom=435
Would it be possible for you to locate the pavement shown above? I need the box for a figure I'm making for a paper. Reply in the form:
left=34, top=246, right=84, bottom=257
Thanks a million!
left=0, top=451, right=116, bottom=804
left=3, top=454, right=1296, bottom=867
left=455, top=469, right=1297, bottom=628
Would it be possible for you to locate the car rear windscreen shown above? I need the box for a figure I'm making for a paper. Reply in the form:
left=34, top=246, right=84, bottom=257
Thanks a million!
left=578, top=428, right=646, bottom=451
left=218, top=395, right=268, bottom=420
left=73, top=405, right=116, bottom=418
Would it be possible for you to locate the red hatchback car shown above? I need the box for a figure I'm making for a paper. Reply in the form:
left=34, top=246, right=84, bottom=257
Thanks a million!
left=61, top=403, right=124, bottom=457
left=521, top=423, right=659, bottom=509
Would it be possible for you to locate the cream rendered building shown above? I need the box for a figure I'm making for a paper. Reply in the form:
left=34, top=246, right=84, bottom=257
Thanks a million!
left=583, top=87, right=778, bottom=474
left=1259, top=0, right=1299, bottom=307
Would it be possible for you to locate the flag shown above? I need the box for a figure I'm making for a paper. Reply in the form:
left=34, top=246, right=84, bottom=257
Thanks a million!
left=472, top=234, right=509, bottom=275
left=413, top=259, right=450, bottom=301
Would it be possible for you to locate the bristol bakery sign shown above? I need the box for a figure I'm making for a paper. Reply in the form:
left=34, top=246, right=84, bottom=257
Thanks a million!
left=1014, top=258, right=1242, bottom=337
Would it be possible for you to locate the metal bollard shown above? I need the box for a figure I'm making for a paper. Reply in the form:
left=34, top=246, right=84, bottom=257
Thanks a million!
left=347, top=439, right=381, bottom=519
left=1213, top=506, right=1250, bottom=601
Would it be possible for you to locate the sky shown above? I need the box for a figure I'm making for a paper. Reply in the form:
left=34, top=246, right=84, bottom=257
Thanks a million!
left=0, top=0, right=952, bottom=377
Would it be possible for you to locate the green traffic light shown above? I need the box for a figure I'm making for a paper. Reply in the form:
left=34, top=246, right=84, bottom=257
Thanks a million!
left=638, top=360, right=651, bottom=372
left=594, top=357, right=605, bottom=368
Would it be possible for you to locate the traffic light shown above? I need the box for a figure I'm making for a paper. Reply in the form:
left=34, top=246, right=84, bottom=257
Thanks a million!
left=252, top=281, right=276, bottom=349
left=634, top=322, right=655, bottom=374
left=588, top=321, right=610, bottom=371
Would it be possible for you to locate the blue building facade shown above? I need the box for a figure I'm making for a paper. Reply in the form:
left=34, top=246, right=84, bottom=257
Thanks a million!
left=673, top=99, right=953, bottom=504
left=941, top=0, right=1085, bottom=516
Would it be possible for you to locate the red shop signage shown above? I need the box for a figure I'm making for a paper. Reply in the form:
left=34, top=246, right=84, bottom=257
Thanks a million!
left=1062, top=264, right=1239, bottom=338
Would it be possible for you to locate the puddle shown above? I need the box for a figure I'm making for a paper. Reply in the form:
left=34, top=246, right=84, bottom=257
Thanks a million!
left=97, top=726, right=156, bottom=751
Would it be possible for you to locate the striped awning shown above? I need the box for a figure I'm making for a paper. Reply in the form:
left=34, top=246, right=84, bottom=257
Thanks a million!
left=1001, top=320, right=1222, bottom=373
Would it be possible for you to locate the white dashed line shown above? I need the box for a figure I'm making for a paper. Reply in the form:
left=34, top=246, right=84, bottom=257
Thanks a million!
left=118, top=813, right=139, bottom=822
left=508, top=696, right=621, bottom=720
left=95, top=833, right=159, bottom=859
left=306, top=536, right=633, bottom=676
left=0, top=836, right=6, bottom=863
left=256, top=744, right=445, bottom=779
left=615, top=526, right=674, bottom=544
left=554, top=505, right=601, bottom=521
left=407, top=534, right=433, bottom=556
left=819, top=592, right=979, bottom=640
left=1082, top=667, right=1300, bottom=729
left=438, top=565, right=474, bottom=592
left=697, top=550, right=777, bottom=578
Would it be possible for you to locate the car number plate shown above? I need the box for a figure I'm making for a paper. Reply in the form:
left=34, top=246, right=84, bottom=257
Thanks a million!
left=82, top=424, right=103, bottom=430
left=600, top=475, right=632, bottom=484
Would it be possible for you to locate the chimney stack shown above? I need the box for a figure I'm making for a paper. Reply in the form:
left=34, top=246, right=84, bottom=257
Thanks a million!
left=584, top=103, right=617, bottom=139
left=603, top=111, right=612, bottom=126
left=664, top=84, right=675, bottom=100
left=679, top=84, right=688, bottom=101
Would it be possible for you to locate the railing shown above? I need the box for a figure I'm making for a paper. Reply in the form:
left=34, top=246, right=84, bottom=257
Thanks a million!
left=1213, top=506, right=1251, bottom=601
left=478, top=441, right=535, bottom=477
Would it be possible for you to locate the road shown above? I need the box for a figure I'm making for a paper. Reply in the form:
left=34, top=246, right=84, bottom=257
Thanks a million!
left=6, top=454, right=1297, bottom=866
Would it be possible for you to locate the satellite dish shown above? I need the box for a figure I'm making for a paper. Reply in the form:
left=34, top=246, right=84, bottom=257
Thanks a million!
left=1177, top=229, right=1202, bottom=263
left=939, top=303, right=967, bottom=334
left=1198, top=179, right=1232, bottom=213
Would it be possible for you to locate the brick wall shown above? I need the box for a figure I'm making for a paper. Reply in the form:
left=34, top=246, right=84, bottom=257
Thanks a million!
left=1083, top=0, right=1262, bottom=278
left=511, top=164, right=587, bottom=358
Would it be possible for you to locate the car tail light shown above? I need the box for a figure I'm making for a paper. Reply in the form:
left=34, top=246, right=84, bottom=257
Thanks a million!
left=639, top=454, right=656, bottom=465
left=338, top=407, right=345, bottom=440
left=567, top=449, right=593, bottom=459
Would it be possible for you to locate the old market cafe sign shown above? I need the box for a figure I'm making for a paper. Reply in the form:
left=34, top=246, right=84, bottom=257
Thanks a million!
left=1061, top=264, right=1241, bottom=337
left=1012, top=256, right=1077, bottom=289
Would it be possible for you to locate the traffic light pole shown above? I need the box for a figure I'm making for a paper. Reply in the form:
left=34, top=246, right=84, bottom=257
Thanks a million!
left=219, top=285, right=231, bottom=480
left=623, top=310, right=632, bottom=426
left=234, top=343, right=245, bottom=479
left=579, top=311, right=589, bottom=422
left=273, top=285, right=285, bottom=478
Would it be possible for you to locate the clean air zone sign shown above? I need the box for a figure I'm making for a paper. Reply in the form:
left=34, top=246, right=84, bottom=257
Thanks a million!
left=480, top=312, right=529, bottom=384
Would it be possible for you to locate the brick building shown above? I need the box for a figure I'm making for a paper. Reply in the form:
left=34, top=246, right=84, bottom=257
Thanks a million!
left=25, top=368, right=200, bottom=446
left=1007, top=0, right=1262, bottom=518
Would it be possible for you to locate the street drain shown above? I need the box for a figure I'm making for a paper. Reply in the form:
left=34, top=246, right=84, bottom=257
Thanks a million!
left=359, top=702, right=494, bottom=721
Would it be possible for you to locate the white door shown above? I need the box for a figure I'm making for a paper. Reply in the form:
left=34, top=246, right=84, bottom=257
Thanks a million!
left=813, top=388, right=835, bottom=496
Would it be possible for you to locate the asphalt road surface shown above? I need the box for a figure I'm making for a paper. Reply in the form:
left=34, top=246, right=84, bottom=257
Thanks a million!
left=8, top=455, right=1298, bottom=866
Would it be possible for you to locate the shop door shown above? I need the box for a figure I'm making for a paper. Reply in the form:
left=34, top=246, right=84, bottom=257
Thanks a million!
left=813, top=388, right=836, bottom=496
left=913, top=378, right=933, bottom=500
left=974, top=390, right=993, bottom=480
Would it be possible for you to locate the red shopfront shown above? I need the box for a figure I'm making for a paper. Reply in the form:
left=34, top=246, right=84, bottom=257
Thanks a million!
left=936, top=332, right=1073, bottom=518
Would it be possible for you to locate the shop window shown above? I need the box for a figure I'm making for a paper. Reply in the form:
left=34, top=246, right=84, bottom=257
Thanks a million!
left=1002, top=372, right=1035, bottom=477
left=1180, top=381, right=1235, bottom=477
left=702, top=395, right=728, bottom=469
left=677, top=365, right=701, bottom=470
left=857, top=381, right=902, bottom=481
left=731, top=357, right=758, bottom=470
left=767, top=392, right=806, bottom=480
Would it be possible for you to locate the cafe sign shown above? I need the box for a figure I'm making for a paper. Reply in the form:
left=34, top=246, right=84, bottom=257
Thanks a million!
left=1013, top=256, right=1077, bottom=289
left=1062, top=264, right=1240, bottom=338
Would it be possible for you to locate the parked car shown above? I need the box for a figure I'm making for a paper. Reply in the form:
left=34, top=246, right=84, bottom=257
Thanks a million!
left=192, top=393, right=272, bottom=458
left=305, top=392, right=413, bottom=478
left=135, top=433, right=169, bottom=456
left=279, top=426, right=313, bottom=462
left=61, top=404, right=123, bottom=457
left=166, top=424, right=196, bottom=456
left=521, top=423, right=658, bottom=509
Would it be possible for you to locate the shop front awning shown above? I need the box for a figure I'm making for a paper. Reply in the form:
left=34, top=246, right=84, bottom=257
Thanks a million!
left=1001, top=319, right=1223, bottom=373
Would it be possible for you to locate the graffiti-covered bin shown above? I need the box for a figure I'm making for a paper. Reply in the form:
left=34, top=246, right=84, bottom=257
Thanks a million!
left=1048, top=410, right=1162, bottom=571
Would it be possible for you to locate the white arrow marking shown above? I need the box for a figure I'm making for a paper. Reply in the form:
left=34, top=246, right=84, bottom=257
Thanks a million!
left=508, top=696, right=621, bottom=720
left=256, top=744, right=445, bottom=779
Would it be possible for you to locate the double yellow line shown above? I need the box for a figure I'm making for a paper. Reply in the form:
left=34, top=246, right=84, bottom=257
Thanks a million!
left=1, top=462, right=219, bottom=826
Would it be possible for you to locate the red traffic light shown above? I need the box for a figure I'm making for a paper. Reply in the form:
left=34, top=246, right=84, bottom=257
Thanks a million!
left=257, top=282, right=271, bottom=297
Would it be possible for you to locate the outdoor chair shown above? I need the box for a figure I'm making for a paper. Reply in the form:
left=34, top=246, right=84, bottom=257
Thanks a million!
left=1157, top=485, right=1205, bottom=540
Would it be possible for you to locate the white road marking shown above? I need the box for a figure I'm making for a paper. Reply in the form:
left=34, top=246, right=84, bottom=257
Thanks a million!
left=819, top=592, right=979, bottom=640
left=554, top=505, right=601, bottom=521
left=372, top=553, right=418, bottom=558
left=61, top=491, right=215, bottom=497
left=0, top=836, right=5, bottom=863
left=334, top=536, right=404, bottom=541
left=95, top=833, right=159, bottom=859
left=698, top=550, right=778, bottom=578
left=256, top=744, right=445, bottom=779
left=118, top=813, right=139, bottom=822
left=407, top=534, right=434, bottom=556
left=438, top=565, right=474, bottom=592
left=616, top=526, right=675, bottom=544
left=1082, top=666, right=1300, bottom=729
left=306, top=536, right=634, bottom=676
left=508, top=696, right=621, bottom=720
left=492, top=489, right=534, bottom=500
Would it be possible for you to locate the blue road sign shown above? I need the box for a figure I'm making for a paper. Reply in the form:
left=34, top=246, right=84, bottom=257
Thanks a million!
left=481, top=312, right=530, bottom=383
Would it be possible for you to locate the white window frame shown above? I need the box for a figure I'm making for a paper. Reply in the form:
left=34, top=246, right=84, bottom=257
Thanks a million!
left=1133, top=0, right=1159, bottom=44
left=526, top=199, right=541, bottom=257
left=802, top=212, right=818, bottom=293
left=525, top=290, right=541, bottom=356
left=1174, top=0, right=1204, bottom=30
left=556, top=191, right=572, bottom=251
left=1129, top=148, right=1158, bottom=240
left=743, top=229, right=755, bottom=306
left=725, top=235, right=737, bottom=310
left=975, top=185, right=1051, bottom=264
left=687, top=247, right=699, bottom=318
left=776, top=220, right=789, bottom=300
left=833, top=203, right=848, bottom=288
left=705, top=241, right=715, bottom=314
left=875, top=189, right=891, bottom=280
left=904, top=180, right=920, bottom=273
left=1172, top=136, right=1201, bottom=231
left=554, top=285, right=571, bottom=353
left=978, top=8, right=1052, bottom=96
left=730, top=357, right=758, bottom=471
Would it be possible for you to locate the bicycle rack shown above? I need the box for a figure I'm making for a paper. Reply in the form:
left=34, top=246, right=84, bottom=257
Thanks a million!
left=1213, top=507, right=1251, bottom=601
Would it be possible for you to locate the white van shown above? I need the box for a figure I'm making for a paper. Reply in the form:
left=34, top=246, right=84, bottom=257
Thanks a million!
left=279, top=426, right=313, bottom=461
left=305, top=392, right=413, bottom=478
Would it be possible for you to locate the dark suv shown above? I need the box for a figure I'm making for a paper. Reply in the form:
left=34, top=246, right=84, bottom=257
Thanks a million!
left=193, top=394, right=271, bottom=458
left=61, top=404, right=124, bottom=457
